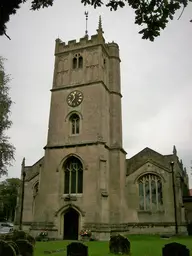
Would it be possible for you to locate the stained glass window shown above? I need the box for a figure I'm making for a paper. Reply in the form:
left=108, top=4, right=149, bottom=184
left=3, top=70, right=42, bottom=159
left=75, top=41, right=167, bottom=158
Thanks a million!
left=138, top=174, right=163, bottom=211
left=64, top=157, right=83, bottom=194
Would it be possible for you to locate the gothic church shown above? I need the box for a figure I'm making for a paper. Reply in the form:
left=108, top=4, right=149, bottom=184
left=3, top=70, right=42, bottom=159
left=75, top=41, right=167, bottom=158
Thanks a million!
left=15, top=18, right=189, bottom=240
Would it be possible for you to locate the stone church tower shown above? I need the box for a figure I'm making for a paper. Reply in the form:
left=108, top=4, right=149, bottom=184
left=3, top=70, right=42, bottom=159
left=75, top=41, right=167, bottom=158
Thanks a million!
left=15, top=17, right=127, bottom=240
left=15, top=17, right=189, bottom=239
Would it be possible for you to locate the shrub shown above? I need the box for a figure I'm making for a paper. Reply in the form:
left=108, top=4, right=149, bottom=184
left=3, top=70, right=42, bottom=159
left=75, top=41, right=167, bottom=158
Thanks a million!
left=0, top=234, right=6, bottom=240
left=13, top=230, right=27, bottom=240
left=109, top=234, right=130, bottom=255
left=4, top=230, right=35, bottom=244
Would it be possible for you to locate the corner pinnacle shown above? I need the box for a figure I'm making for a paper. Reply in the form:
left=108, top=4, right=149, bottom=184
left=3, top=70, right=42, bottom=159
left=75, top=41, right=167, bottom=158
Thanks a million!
left=97, top=15, right=104, bottom=35
left=173, top=145, right=177, bottom=155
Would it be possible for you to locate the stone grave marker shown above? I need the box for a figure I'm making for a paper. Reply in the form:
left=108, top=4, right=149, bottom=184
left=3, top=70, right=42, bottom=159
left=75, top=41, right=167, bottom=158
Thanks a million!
left=162, top=242, right=189, bottom=256
left=15, top=239, right=34, bottom=256
left=67, top=242, right=88, bottom=256
left=109, top=234, right=131, bottom=255
left=0, top=240, right=16, bottom=256
left=7, top=241, right=20, bottom=255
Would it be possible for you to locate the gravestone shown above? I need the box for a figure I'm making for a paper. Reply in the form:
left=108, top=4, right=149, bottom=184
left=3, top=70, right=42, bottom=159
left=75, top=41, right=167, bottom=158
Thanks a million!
left=0, top=240, right=16, bottom=256
left=162, top=242, right=189, bottom=256
left=7, top=241, right=20, bottom=255
left=15, top=239, right=34, bottom=256
left=26, top=234, right=36, bottom=246
left=109, top=234, right=130, bottom=255
left=67, top=242, right=88, bottom=256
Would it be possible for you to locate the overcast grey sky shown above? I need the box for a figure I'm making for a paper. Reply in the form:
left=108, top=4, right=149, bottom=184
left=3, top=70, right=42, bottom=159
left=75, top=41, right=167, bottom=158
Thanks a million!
left=1, top=0, right=192, bottom=186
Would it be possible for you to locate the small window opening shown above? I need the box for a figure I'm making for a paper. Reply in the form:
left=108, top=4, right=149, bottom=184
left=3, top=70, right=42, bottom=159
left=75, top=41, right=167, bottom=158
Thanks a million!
left=73, top=57, right=77, bottom=69
left=78, top=56, right=83, bottom=68
left=70, top=114, right=80, bottom=135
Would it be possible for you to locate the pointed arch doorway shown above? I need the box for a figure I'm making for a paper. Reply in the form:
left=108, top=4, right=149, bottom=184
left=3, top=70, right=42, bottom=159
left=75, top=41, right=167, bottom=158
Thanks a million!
left=64, top=208, right=79, bottom=240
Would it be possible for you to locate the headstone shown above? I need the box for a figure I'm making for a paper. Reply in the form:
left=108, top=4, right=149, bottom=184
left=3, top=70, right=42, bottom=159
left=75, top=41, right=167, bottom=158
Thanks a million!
left=0, top=240, right=16, bottom=256
left=109, top=234, right=130, bottom=255
left=26, top=234, right=36, bottom=246
left=15, top=239, right=34, bottom=256
left=7, top=241, right=20, bottom=255
left=162, top=242, right=189, bottom=256
left=67, top=242, right=88, bottom=256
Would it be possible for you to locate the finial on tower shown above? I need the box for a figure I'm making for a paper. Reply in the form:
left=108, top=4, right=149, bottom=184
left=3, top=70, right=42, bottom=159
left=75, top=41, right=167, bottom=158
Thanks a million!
left=173, top=145, right=177, bottom=155
left=180, top=159, right=183, bottom=169
left=84, top=11, right=89, bottom=37
left=22, top=157, right=25, bottom=167
left=97, top=15, right=104, bottom=35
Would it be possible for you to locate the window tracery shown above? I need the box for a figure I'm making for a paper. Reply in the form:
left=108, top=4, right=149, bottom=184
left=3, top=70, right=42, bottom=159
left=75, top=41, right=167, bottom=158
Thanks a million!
left=138, top=174, right=163, bottom=211
left=64, top=157, right=83, bottom=194
left=72, top=54, right=83, bottom=69
left=69, top=113, right=80, bottom=135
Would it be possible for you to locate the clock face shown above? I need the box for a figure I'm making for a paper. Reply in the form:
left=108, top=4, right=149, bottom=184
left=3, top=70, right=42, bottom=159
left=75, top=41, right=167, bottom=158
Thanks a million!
left=67, top=90, right=83, bottom=107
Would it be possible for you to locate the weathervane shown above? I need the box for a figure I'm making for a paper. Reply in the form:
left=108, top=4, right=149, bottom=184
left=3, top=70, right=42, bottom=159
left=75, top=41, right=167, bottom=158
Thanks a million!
left=84, top=11, right=89, bottom=36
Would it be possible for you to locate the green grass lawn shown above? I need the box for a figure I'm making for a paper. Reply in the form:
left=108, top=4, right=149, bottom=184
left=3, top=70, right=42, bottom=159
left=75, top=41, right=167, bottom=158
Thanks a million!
left=34, top=235, right=192, bottom=256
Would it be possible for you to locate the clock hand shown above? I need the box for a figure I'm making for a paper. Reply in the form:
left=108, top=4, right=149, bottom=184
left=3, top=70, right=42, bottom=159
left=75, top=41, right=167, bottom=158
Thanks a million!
left=71, top=94, right=75, bottom=102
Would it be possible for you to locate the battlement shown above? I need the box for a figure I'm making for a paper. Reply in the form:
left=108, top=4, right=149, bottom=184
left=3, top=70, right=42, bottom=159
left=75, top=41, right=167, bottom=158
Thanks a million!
left=55, top=34, right=107, bottom=55
left=55, top=35, right=120, bottom=60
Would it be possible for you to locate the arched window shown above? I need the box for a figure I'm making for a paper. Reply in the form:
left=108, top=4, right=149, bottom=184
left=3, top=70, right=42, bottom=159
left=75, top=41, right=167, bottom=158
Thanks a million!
left=69, top=113, right=80, bottom=135
left=73, top=57, right=77, bottom=69
left=64, top=157, right=83, bottom=194
left=138, top=174, right=163, bottom=211
left=72, top=54, right=83, bottom=69
left=78, top=56, right=83, bottom=68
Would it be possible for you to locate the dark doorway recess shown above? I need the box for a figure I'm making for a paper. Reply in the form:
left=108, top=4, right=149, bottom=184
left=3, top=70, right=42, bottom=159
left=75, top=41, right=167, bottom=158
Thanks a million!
left=64, top=208, right=79, bottom=240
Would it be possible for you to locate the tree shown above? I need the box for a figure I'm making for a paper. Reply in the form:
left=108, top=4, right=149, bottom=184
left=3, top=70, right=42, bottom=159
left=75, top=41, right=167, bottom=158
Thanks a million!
left=0, top=57, right=15, bottom=176
left=0, top=0, right=191, bottom=41
left=0, top=178, right=21, bottom=222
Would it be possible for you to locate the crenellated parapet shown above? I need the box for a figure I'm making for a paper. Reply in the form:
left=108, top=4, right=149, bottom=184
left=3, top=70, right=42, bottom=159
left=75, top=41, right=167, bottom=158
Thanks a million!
left=55, top=36, right=120, bottom=60
left=55, top=34, right=106, bottom=55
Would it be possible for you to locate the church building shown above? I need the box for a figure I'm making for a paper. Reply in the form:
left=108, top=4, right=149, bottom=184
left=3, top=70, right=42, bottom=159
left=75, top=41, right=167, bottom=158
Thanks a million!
left=15, top=17, right=189, bottom=240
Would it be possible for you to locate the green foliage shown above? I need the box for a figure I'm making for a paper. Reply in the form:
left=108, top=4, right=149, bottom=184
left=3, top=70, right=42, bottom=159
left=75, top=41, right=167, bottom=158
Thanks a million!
left=1, top=0, right=191, bottom=41
left=0, top=0, right=27, bottom=38
left=0, top=178, right=21, bottom=221
left=11, top=230, right=27, bottom=241
left=0, top=57, right=15, bottom=176
left=81, top=0, right=192, bottom=41
left=4, top=230, right=35, bottom=245
left=33, top=237, right=192, bottom=256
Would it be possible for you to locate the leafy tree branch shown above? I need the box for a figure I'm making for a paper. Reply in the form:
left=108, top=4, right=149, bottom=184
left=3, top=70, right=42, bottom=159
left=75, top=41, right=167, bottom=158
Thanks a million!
left=0, top=0, right=191, bottom=40
left=0, top=57, right=15, bottom=176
